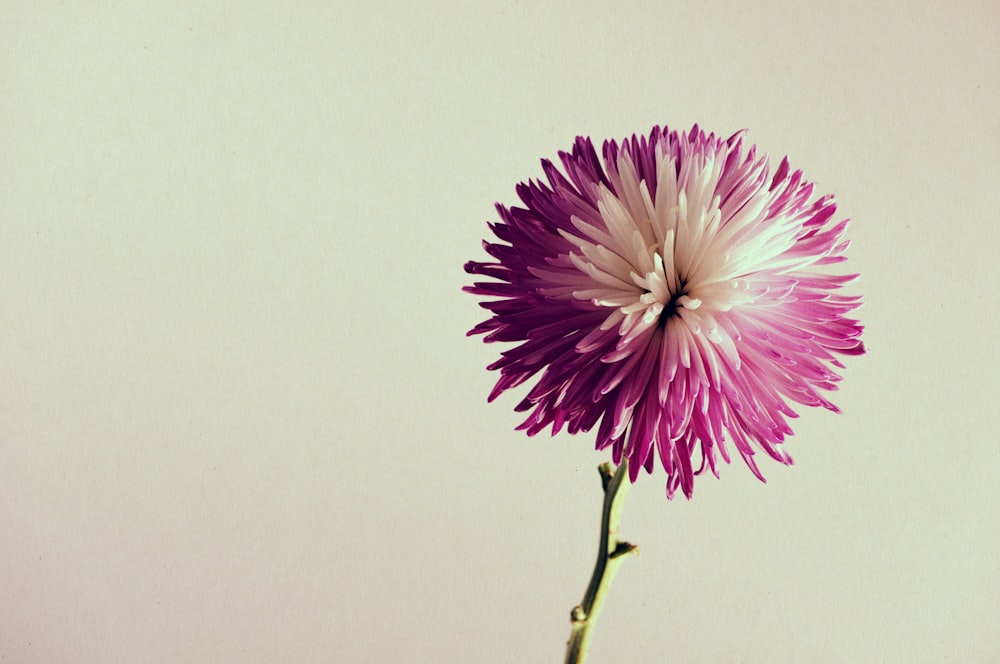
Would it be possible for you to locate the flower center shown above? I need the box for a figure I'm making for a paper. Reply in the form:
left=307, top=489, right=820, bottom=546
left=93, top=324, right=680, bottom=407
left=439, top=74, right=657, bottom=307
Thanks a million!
left=656, top=281, right=687, bottom=328
left=624, top=254, right=704, bottom=333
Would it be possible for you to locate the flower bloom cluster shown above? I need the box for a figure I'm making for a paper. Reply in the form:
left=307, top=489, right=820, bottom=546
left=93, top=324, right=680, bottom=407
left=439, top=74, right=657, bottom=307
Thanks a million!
left=465, top=126, right=863, bottom=498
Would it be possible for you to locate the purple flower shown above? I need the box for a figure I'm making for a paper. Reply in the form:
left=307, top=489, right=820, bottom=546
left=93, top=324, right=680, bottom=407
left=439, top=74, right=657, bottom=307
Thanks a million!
left=465, top=125, right=864, bottom=499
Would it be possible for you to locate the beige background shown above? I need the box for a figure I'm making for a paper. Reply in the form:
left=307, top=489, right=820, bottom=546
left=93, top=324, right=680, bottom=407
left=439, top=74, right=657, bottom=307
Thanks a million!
left=2, top=2, right=998, bottom=662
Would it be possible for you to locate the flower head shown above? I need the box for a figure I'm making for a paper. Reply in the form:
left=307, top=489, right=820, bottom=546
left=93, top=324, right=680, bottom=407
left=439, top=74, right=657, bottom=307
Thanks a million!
left=465, top=125, right=864, bottom=498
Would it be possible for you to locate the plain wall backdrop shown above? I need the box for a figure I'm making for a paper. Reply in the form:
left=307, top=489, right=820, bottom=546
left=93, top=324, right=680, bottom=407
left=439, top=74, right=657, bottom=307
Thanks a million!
left=1, top=1, right=998, bottom=662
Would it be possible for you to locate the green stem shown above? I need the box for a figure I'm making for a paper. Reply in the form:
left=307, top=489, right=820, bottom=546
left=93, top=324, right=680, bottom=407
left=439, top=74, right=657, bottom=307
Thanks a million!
left=564, top=459, right=638, bottom=664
